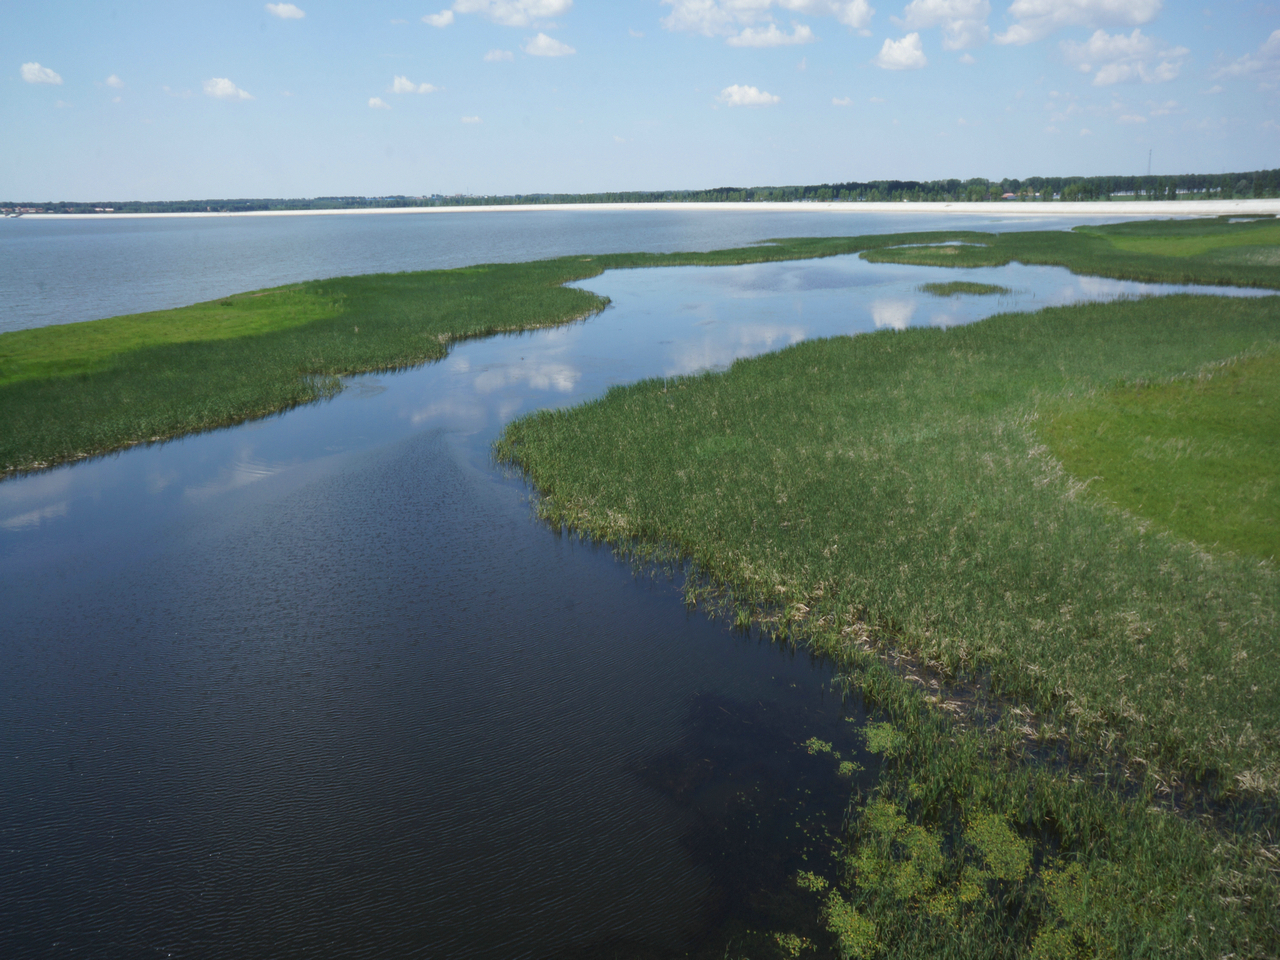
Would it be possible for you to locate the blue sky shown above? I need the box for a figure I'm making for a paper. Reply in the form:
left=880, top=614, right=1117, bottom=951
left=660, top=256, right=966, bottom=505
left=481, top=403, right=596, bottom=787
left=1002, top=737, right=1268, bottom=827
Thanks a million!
left=5, top=1, right=1279, bottom=200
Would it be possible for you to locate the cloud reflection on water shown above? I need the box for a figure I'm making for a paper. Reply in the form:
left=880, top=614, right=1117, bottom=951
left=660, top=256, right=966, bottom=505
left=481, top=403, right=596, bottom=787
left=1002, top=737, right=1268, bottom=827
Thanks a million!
left=870, top=298, right=917, bottom=330
left=183, top=452, right=288, bottom=502
left=1, top=500, right=69, bottom=531
left=664, top=323, right=807, bottom=377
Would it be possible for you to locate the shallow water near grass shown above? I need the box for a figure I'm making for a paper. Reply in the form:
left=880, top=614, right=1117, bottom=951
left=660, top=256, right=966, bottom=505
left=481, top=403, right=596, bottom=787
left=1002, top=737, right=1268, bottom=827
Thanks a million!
left=0, top=249, right=1266, bottom=958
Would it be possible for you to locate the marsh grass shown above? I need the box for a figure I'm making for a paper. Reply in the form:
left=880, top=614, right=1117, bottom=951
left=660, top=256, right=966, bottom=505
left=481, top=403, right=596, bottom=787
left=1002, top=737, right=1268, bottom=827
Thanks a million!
left=498, top=292, right=1280, bottom=957
left=865, top=217, right=1280, bottom=289
left=918, top=282, right=1011, bottom=297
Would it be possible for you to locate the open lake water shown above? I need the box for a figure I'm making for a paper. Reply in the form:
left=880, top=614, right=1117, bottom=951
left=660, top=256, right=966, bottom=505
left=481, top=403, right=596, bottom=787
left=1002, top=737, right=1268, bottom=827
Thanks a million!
left=0, top=208, right=1264, bottom=958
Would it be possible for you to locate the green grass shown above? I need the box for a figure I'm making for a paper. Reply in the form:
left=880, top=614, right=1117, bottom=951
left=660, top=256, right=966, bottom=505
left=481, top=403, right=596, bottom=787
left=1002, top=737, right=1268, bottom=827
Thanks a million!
left=864, top=216, right=1280, bottom=289
left=497, top=292, right=1280, bottom=957
left=918, top=281, right=1011, bottom=297
left=1041, top=350, right=1280, bottom=561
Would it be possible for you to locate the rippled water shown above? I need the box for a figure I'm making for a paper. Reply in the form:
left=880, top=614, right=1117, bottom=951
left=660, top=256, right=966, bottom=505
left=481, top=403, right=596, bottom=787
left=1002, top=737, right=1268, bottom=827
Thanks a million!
left=1, top=215, right=1264, bottom=958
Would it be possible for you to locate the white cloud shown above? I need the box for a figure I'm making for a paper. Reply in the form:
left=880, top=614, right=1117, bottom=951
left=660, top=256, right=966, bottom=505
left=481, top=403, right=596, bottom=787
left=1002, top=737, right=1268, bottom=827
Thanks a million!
left=423, top=10, right=455, bottom=26
left=1079, top=127, right=1092, bottom=135
left=1147, top=98, right=1180, bottom=115
left=614, top=134, right=626, bottom=141
left=392, top=75, right=439, bottom=93
left=868, top=95, right=886, bottom=101
left=873, top=32, right=927, bottom=69
left=452, top=0, right=572, bottom=27
left=995, top=0, right=1161, bottom=45
left=1117, top=113, right=1146, bottom=122
left=959, top=51, right=975, bottom=62
left=1204, top=84, right=1223, bottom=94
left=629, top=27, right=645, bottom=37
left=661, top=0, right=873, bottom=39
left=900, top=0, right=989, bottom=50
left=21, top=62, right=62, bottom=85
left=369, top=96, right=391, bottom=109
left=784, top=0, right=873, bottom=29
left=204, top=77, right=254, bottom=100
left=485, top=48, right=515, bottom=61
left=717, top=83, right=781, bottom=105
left=462, top=115, right=482, bottom=123
left=833, top=95, right=852, bottom=104
left=523, top=33, right=576, bottom=55
left=1061, top=29, right=1186, bottom=85
left=266, top=3, right=305, bottom=18
left=1211, top=29, right=1280, bottom=79
left=105, top=74, right=124, bottom=88
left=727, top=22, right=815, bottom=46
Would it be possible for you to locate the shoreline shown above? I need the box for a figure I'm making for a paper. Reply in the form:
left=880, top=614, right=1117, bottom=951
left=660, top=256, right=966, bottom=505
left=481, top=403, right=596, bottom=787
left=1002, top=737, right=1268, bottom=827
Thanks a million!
left=12, top=198, right=1280, bottom=221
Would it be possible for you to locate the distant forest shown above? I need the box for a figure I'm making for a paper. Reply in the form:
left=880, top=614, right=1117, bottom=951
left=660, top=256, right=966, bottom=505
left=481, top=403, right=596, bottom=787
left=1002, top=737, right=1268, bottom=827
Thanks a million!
left=5, top=168, right=1279, bottom=215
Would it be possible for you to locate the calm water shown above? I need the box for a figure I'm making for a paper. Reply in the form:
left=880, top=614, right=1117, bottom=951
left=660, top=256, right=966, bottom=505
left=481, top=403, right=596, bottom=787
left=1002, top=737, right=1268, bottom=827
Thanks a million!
left=0, top=206, right=1137, bottom=333
left=0, top=210, right=1256, bottom=958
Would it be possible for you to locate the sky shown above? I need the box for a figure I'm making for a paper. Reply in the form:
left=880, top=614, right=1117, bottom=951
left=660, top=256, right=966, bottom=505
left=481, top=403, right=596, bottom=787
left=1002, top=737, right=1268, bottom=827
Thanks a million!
left=4, top=0, right=1279, bottom=200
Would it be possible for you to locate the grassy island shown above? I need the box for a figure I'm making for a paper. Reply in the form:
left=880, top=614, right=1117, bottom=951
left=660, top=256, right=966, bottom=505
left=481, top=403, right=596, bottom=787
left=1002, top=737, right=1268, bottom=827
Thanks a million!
left=4, top=215, right=1279, bottom=958
left=918, top=281, right=1011, bottom=297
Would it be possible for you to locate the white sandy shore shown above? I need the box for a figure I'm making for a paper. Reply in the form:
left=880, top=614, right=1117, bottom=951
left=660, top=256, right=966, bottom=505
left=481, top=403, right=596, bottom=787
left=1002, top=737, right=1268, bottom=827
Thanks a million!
left=14, top=199, right=1280, bottom=221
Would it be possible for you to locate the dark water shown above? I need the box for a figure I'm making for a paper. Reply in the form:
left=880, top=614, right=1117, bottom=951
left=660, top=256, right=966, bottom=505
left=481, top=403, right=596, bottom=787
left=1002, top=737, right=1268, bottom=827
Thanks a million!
left=0, top=212, right=1260, bottom=958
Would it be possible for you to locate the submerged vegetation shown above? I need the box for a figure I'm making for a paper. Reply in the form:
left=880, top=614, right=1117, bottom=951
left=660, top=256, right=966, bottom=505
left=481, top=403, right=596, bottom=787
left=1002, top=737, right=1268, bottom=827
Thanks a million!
left=5, top=215, right=1280, bottom=955
left=497, top=218, right=1280, bottom=957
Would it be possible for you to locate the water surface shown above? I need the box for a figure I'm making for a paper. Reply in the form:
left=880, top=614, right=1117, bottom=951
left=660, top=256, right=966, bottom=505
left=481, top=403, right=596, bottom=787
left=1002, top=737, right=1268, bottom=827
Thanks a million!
left=2, top=206, right=1138, bottom=333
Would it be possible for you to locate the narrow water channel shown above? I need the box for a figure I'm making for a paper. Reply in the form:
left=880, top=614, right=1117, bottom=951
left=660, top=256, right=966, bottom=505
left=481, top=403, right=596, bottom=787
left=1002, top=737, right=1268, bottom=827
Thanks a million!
left=0, top=253, right=1267, bottom=958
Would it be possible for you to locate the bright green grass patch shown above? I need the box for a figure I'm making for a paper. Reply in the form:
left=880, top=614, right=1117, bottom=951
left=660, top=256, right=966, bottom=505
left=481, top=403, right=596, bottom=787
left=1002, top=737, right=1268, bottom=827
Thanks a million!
left=1041, top=350, right=1280, bottom=560
left=1083, top=217, right=1280, bottom=259
left=0, top=285, right=340, bottom=387
left=918, top=281, right=1010, bottom=297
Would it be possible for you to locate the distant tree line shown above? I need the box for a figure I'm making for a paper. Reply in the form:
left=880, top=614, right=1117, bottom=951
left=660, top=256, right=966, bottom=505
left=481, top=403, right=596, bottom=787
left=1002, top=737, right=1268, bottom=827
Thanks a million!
left=5, top=168, right=1278, bottom=214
